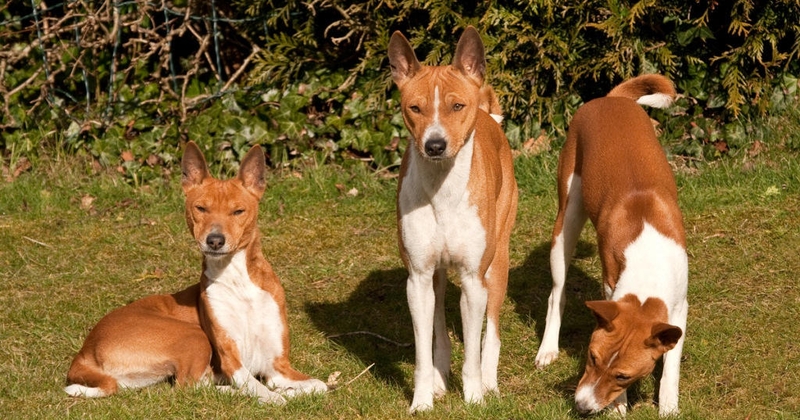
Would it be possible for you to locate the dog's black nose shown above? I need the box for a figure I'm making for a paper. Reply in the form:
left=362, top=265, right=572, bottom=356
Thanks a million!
left=424, top=138, right=446, bottom=157
left=206, top=233, right=225, bottom=250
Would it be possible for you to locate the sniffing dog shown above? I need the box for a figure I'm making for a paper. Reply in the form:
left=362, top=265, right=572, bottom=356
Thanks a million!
left=534, top=74, right=687, bottom=416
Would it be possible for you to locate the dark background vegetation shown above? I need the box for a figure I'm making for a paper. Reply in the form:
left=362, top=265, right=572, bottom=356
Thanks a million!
left=2, top=0, right=799, bottom=184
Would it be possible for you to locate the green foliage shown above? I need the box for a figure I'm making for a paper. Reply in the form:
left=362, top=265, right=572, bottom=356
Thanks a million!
left=1, top=0, right=799, bottom=184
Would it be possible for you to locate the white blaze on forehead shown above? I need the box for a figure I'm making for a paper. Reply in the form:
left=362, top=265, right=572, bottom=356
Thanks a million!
left=422, top=85, right=445, bottom=143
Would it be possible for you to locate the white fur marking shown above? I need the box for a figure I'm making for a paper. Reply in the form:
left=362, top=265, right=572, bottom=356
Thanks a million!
left=612, top=223, right=688, bottom=304
left=64, top=384, right=106, bottom=398
left=204, top=250, right=285, bottom=377
left=636, top=93, right=673, bottom=109
left=422, top=86, right=445, bottom=143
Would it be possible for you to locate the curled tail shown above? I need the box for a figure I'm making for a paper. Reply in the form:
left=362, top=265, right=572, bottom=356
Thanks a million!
left=607, top=74, right=676, bottom=109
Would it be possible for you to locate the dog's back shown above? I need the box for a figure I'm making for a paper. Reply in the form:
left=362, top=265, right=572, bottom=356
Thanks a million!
left=560, top=75, right=684, bottom=255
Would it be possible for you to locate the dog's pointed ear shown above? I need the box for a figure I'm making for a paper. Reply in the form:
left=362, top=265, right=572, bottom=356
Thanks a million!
left=585, top=300, right=620, bottom=332
left=181, top=141, right=210, bottom=192
left=388, top=31, right=421, bottom=87
left=238, top=145, right=266, bottom=198
left=452, top=26, right=485, bottom=85
left=645, top=323, right=683, bottom=353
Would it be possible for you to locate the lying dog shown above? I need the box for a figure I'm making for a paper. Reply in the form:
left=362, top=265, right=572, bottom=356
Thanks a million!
left=65, top=141, right=327, bottom=403
left=534, top=74, right=687, bottom=416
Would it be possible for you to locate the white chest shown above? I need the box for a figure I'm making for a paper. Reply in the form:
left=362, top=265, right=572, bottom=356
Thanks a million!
left=398, top=139, right=487, bottom=273
left=204, top=251, right=284, bottom=375
left=613, top=223, right=688, bottom=310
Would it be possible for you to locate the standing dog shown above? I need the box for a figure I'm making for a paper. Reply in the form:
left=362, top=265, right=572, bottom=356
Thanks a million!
left=65, top=142, right=327, bottom=403
left=389, top=27, right=518, bottom=412
left=534, top=74, right=687, bottom=416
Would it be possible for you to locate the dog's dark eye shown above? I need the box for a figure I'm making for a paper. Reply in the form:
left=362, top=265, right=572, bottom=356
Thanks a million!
left=232, top=209, right=245, bottom=216
left=409, top=105, right=421, bottom=113
left=616, top=373, right=630, bottom=382
left=195, top=206, right=207, bottom=213
left=588, top=352, right=597, bottom=367
left=453, top=103, right=464, bottom=111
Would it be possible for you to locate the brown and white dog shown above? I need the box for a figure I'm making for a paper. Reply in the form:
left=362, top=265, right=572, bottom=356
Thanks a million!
left=389, top=27, right=518, bottom=412
left=534, top=75, right=688, bottom=416
left=65, top=142, right=327, bottom=403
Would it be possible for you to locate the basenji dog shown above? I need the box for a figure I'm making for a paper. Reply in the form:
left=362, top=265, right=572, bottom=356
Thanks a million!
left=389, top=26, right=518, bottom=413
left=65, top=141, right=327, bottom=403
left=534, top=74, right=687, bottom=416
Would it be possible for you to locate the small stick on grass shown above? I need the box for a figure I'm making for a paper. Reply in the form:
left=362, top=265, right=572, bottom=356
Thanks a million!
left=23, top=236, right=52, bottom=248
left=327, top=331, right=411, bottom=347
left=344, top=362, right=375, bottom=387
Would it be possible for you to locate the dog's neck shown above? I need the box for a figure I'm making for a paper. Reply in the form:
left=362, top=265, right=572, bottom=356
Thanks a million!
left=202, top=232, right=263, bottom=284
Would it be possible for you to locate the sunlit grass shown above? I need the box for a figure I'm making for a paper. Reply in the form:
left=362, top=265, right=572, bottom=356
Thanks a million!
left=1, top=136, right=798, bottom=418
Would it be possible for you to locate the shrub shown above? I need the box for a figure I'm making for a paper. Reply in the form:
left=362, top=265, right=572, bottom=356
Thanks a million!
left=1, top=0, right=798, bottom=183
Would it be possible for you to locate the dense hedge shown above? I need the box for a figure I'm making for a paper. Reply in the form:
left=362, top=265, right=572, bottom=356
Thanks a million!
left=1, top=0, right=798, bottom=183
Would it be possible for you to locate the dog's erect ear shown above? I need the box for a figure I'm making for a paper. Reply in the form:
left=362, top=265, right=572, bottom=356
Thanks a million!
left=645, top=323, right=683, bottom=353
left=585, top=300, right=620, bottom=332
left=388, top=31, right=421, bottom=87
left=238, top=145, right=267, bottom=198
left=452, top=26, right=485, bottom=85
left=181, top=141, right=210, bottom=192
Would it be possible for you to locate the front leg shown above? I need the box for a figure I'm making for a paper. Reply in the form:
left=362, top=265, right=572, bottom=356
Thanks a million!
left=407, top=269, right=437, bottom=413
left=230, top=367, right=286, bottom=405
left=201, top=301, right=285, bottom=405
left=432, top=268, right=451, bottom=397
left=460, top=272, right=488, bottom=404
left=659, top=300, right=687, bottom=416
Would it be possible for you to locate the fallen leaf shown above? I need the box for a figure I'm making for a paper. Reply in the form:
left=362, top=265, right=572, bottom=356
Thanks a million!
left=326, top=371, right=341, bottom=389
left=748, top=140, right=764, bottom=157
left=80, top=194, right=95, bottom=211
left=121, top=150, right=135, bottom=162
left=145, top=154, right=160, bottom=167
left=346, top=188, right=359, bottom=197
left=12, top=158, right=31, bottom=179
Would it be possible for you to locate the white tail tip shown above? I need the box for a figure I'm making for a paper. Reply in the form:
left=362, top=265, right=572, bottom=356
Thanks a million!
left=636, top=93, right=674, bottom=109
left=64, top=384, right=106, bottom=398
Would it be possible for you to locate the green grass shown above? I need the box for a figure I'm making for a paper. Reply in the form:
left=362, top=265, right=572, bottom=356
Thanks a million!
left=1, top=139, right=799, bottom=419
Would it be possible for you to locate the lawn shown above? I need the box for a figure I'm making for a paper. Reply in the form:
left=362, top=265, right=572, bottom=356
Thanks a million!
left=1, top=137, right=798, bottom=419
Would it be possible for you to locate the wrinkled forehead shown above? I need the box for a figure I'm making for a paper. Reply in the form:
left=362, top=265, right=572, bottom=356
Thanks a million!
left=185, top=179, right=256, bottom=206
left=401, top=66, right=480, bottom=101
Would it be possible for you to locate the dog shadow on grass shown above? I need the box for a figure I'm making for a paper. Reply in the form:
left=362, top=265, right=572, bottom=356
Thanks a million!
left=305, top=239, right=603, bottom=402
left=506, top=239, right=603, bottom=400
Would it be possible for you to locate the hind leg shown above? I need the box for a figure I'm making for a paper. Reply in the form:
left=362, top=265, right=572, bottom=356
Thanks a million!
left=64, top=355, right=119, bottom=398
left=536, top=173, right=587, bottom=368
left=174, top=329, right=214, bottom=387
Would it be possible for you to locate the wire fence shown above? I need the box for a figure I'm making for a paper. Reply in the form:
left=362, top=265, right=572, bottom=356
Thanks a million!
left=0, top=0, right=264, bottom=129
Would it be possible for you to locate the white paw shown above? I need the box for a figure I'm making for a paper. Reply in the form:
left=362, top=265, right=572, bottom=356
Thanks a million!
left=463, top=382, right=484, bottom=405
left=534, top=348, right=559, bottom=369
left=256, top=389, right=287, bottom=405
left=279, top=378, right=328, bottom=397
left=658, top=403, right=679, bottom=417
left=409, top=394, right=434, bottom=414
